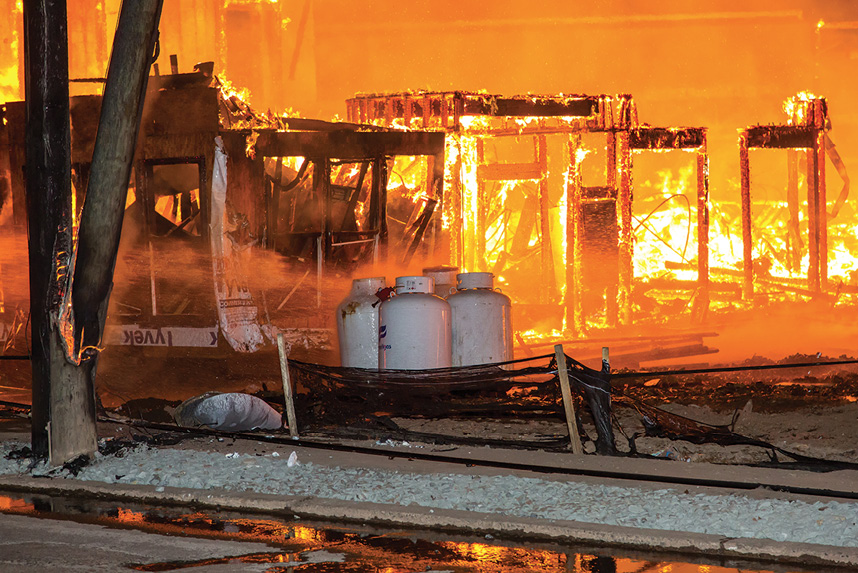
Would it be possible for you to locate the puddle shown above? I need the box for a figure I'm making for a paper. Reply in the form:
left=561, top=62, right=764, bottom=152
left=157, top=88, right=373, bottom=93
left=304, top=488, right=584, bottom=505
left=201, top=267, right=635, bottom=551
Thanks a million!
left=0, top=491, right=813, bottom=572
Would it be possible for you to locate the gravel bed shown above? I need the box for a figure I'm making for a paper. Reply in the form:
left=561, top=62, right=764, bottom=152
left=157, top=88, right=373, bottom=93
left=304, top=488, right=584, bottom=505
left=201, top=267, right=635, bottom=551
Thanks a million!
left=2, top=440, right=858, bottom=548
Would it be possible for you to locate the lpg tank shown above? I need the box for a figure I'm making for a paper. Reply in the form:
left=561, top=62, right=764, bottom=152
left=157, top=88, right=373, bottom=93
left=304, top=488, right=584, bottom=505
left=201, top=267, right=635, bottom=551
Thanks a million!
left=422, top=265, right=459, bottom=297
left=447, top=272, right=512, bottom=366
left=378, top=276, right=452, bottom=370
left=336, top=277, right=386, bottom=368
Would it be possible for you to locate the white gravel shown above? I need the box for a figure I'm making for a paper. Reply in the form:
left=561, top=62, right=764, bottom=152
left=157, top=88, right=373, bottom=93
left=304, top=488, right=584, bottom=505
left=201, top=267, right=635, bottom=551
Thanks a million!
left=2, top=440, right=858, bottom=548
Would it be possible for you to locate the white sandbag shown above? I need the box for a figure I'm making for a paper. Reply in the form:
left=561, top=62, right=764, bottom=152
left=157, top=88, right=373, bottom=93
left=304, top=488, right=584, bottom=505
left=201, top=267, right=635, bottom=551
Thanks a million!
left=174, top=392, right=282, bottom=431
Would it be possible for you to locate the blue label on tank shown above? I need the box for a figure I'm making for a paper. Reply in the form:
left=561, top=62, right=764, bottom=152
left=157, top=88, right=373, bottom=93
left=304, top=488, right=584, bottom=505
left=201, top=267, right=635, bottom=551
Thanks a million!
left=379, top=325, right=387, bottom=339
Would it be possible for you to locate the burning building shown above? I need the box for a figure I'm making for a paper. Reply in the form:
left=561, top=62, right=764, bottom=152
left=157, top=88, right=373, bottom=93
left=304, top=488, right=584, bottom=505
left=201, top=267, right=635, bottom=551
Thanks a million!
left=1, top=0, right=858, bottom=365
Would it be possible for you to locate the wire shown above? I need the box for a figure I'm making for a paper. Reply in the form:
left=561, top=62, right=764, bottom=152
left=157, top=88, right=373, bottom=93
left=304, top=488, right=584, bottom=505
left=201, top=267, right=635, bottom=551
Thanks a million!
left=633, top=193, right=692, bottom=261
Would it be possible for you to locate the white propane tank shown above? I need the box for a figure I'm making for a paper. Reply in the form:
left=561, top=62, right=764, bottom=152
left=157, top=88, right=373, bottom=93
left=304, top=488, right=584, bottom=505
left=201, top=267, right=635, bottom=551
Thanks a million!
left=336, top=277, right=386, bottom=368
left=378, top=276, right=452, bottom=370
left=447, top=272, right=513, bottom=367
left=422, top=265, right=459, bottom=297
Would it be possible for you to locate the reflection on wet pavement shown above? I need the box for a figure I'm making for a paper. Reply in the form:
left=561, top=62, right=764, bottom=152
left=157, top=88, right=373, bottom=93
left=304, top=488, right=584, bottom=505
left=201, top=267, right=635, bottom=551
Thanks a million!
left=0, top=491, right=806, bottom=572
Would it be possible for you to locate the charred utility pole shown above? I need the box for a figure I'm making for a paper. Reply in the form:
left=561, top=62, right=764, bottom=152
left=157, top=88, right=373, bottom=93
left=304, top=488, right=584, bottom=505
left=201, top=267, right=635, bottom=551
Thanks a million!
left=25, top=0, right=164, bottom=464
left=24, top=0, right=75, bottom=460
left=71, top=0, right=164, bottom=370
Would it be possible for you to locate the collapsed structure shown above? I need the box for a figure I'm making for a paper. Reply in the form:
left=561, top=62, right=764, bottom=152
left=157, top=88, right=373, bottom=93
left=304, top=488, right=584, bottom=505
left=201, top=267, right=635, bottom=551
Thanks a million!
left=347, top=91, right=710, bottom=332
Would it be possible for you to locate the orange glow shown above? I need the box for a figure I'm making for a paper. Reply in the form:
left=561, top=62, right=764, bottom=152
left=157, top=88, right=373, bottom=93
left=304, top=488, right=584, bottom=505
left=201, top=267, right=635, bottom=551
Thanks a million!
left=442, top=541, right=504, bottom=562
left=116, top=507, right=147, bottom=524
left=289, top=524, right=321, bottom=541
left=633, top=165, right=697, bottom=280
left=0, top=495, right=34, bottom=512
left=0, top=2, right=22, bottom=104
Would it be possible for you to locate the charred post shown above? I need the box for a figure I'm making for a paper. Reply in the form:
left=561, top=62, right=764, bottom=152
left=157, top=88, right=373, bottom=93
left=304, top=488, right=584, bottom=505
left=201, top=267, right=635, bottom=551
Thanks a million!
left=694, top=133, right=710, bottom=321
left=23, top=0, right=74, bottom=459
left=807, top=131, right=821, bottom=293
left=429, top=150, right=445, bottom=255
left=565, top=134, right=584, bottom=335
left=616, top=130, right=633, bottom=325
left=815, top=101, right=828, bottom=288
left=475, top=137, right=487, bottom=270
left=536, top=134, right=555, bottom=304
left=450, top=138, right=464, bottom=268
left=786, top=149, right=801, bottom=273
left=739, top=130, right=753, bottom=300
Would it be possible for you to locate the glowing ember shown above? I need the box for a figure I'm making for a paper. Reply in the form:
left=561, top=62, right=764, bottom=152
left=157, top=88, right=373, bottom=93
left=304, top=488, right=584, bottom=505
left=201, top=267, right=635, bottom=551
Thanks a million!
left=783, top=91, right=821, bottom=126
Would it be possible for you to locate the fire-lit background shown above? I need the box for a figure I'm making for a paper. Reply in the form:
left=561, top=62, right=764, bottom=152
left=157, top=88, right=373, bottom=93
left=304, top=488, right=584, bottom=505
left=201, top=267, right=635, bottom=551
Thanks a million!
left=2, top=0, right=858, bottom=364
left=3, top=1, right=856, bottom=177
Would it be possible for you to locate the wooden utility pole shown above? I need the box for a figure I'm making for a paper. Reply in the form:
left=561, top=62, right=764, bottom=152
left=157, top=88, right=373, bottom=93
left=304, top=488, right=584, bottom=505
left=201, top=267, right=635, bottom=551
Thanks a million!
left=25, top=0, right=164, bottom=464
left=24, top=0, right=78, bottom=461
left=71, top=0, right=164, bottom=360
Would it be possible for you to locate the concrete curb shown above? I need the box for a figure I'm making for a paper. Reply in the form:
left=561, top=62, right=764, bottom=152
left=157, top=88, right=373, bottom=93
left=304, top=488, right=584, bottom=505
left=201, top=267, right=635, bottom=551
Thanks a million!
left=2, top=474, right=858, bottom=569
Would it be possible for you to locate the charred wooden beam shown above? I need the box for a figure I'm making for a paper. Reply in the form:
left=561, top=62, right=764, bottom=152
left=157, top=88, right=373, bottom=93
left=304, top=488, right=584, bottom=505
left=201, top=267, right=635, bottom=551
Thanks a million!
left=347, top=92, right=600, bottom=122
left=745, top=125, right=816, bottom=149
left=254, top=130, right=445, bottom=160
left=606, top=131, right=617, bottom=188
left=629, top=127, right=706, bottom=149
left=474, top=96, right=598, bottom=118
